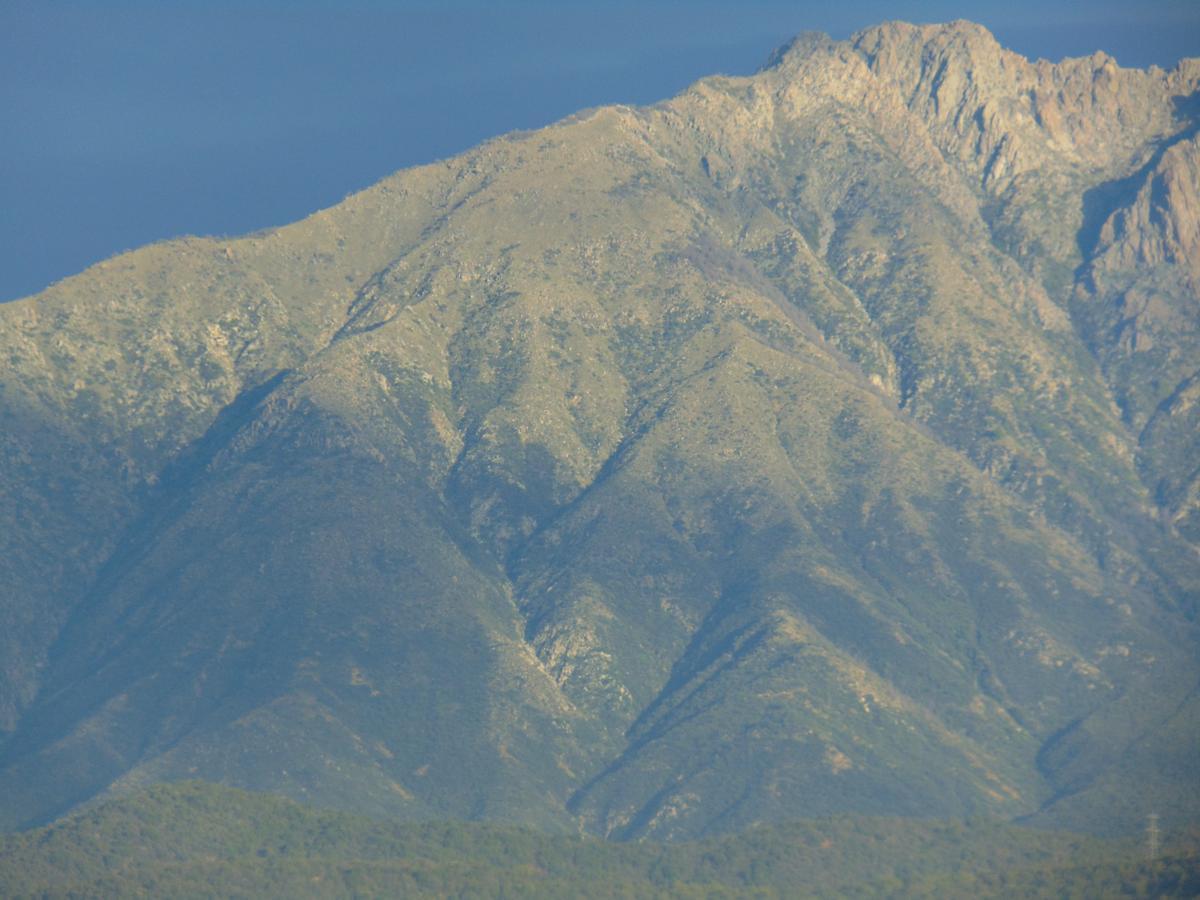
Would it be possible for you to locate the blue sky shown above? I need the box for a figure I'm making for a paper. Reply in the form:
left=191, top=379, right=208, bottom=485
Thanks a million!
left=2, top=0, right=1198, bottom=302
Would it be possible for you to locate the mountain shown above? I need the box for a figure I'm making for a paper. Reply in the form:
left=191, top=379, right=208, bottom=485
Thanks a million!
left=0, top=20, right=1196, bottom=839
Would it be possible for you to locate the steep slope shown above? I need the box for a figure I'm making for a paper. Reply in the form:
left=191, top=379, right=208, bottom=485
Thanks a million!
left=0, top=21, right=1196, bottom=837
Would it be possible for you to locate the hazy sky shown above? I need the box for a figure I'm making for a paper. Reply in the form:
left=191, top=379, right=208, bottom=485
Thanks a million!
left=3, top=0, right=1198, bottom=302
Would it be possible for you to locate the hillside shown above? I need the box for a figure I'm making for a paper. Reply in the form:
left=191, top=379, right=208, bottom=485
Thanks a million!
left=0, top=21, right=1197, bottom=838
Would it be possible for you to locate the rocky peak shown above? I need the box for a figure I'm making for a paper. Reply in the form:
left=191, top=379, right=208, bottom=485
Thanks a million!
left=765, top=20, right=1195, bottom=192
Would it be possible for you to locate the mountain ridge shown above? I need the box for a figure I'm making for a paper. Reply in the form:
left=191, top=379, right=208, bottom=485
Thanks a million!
left=0, top=20, right=1196, bottom=838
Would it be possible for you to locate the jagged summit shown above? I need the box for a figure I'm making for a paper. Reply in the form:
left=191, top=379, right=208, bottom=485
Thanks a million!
left=0, top=22, right=1196, bottom=839
left=852, top=18, right=1007, bottom=56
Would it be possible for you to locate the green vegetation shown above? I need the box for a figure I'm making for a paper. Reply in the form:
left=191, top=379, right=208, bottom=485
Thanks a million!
left=2, top=783, right=1196, bottom=898
left=0, top=20, right=1196, bottom=844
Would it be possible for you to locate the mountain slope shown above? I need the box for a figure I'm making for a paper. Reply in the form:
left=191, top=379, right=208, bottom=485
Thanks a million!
left=0, top=21, right=1196, bottom=837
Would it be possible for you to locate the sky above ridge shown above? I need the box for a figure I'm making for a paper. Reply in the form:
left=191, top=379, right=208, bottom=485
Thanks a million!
left=2, top=0, right=1198, bottom=302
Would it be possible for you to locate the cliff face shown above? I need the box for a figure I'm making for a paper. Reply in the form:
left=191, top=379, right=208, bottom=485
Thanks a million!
left=0, top=21, right=1196, bottom=837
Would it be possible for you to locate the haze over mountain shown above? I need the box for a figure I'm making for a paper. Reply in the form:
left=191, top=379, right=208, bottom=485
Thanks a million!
left=0, top=20, right=1197, bottom=840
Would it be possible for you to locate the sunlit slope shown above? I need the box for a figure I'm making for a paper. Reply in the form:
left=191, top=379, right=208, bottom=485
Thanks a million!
left=0, top=21, right=1196, bottom=836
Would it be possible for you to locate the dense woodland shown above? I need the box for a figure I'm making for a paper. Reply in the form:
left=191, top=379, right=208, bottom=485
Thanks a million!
left=1, top=783, right=1197, bottom=897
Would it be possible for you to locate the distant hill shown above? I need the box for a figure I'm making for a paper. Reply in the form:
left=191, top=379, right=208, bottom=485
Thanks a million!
left=0, top=21, right=1197, bottom=838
